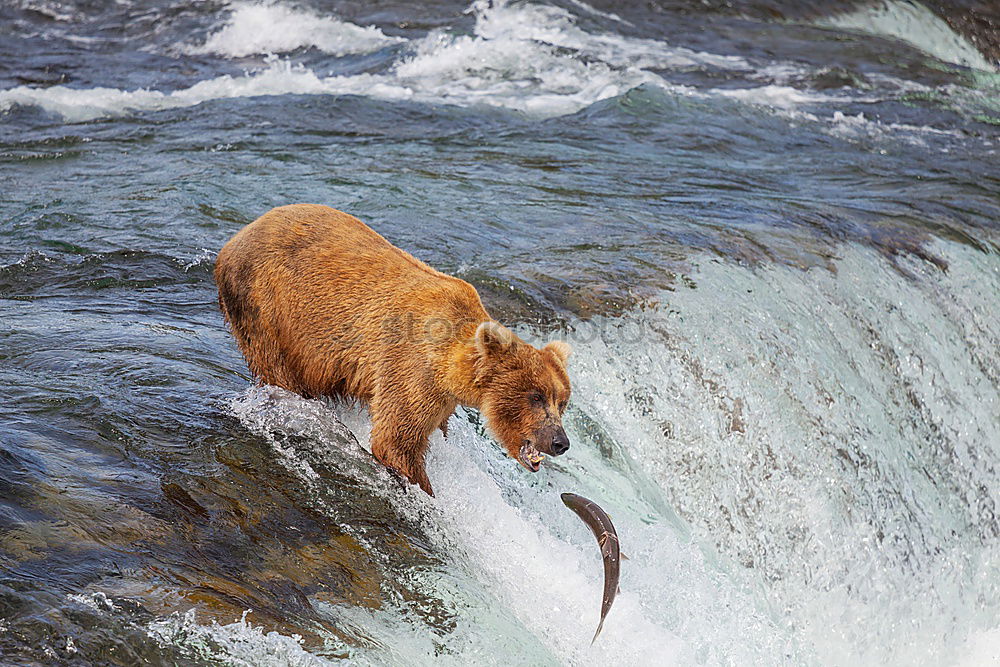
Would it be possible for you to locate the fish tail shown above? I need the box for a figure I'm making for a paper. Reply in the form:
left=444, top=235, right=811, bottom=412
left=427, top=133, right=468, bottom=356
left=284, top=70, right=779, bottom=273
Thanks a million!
left=591, top=617, right=606, bottom=645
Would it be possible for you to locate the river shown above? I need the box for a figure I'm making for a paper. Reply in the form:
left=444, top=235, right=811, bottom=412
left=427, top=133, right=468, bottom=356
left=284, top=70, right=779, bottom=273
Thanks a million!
left=1, top=0, right=998, bottom=664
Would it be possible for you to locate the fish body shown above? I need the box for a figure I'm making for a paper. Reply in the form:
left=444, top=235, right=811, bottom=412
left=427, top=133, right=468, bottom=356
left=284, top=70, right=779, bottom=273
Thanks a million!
left=560, top=492, right=622, bottom=643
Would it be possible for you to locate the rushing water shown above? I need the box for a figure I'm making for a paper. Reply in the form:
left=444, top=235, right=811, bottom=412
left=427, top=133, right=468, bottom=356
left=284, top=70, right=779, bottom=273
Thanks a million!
left=1, top=0, right=999, bottom=664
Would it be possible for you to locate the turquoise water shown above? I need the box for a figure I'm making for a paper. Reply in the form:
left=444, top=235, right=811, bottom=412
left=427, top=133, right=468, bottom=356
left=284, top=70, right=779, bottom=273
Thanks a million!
left=1, top=0, right=998, bottom=664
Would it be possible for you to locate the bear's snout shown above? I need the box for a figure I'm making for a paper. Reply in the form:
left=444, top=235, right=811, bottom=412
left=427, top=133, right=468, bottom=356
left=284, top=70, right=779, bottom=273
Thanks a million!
left=551, top=427, right=570, bottom=455
left=535, top=424, right=569, bottom=456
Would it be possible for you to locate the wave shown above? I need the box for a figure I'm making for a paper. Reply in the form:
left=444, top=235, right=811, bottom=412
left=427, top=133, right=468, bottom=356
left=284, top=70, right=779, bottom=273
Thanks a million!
left=826, top=110, right=964, bottom=145
left=187, top=2, right=403, bottom=58
left=820, top=0, right=996, bottom=72
left=0, top=60, right=335, bottom=123
left=15, top=0, right=78, bottom=23
left=469, top=0, right=751, bottom=72
left=146, top=609, right=332, bottom=666
left=707, top=83, right=971, bottom=147
left=1, top=0, right=986, bottom=146
left=713, top=83, right=840, bottom=110
left=0, top=0, right=744, bottom=121
left=388, top=14, right=664, bottom=118
left=0, top=70, right=957, bottom=150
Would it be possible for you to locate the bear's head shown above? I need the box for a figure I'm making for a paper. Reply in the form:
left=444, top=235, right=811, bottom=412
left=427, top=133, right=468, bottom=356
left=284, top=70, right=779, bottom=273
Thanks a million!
left=473, top=321, right=572, bottom=472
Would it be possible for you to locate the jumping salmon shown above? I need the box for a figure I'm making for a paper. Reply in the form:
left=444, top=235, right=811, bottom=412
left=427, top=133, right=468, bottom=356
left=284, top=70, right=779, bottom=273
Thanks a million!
left=560, top=492, right=625, bottom=643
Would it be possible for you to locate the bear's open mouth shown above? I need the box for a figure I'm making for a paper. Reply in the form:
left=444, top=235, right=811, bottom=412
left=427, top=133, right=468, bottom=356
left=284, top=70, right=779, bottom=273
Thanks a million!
left=518, top=442, right=545, bottom=472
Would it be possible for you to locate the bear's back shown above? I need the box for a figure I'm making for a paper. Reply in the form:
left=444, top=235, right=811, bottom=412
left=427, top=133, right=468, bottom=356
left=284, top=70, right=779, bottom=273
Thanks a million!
left=215, top=204, right=489, bottom=398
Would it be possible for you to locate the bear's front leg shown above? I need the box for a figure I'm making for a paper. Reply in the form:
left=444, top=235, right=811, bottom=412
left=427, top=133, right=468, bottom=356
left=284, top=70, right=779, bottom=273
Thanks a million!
left=370, top=429, right=433, bottom=495
left=369, top=393, right=437, bottom=496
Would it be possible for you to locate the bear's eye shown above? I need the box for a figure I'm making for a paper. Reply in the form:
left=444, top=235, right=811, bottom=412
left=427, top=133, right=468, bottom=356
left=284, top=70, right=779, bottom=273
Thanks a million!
left=529, top=392, right=544, bottom=405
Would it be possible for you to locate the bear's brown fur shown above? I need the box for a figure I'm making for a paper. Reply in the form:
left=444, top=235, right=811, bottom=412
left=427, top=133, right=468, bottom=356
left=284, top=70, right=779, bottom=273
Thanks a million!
left=215, top=204, right=572, bottom=495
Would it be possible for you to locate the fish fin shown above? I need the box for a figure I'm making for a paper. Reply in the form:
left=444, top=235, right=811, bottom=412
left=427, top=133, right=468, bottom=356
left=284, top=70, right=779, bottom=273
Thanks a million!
left=620, top=552, right=630, bottom=561
left=591, top=617, right=606, bottom=645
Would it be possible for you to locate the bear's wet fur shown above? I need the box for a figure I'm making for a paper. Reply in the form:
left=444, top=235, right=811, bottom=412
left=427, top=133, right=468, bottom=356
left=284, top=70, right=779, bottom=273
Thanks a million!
left=215, top=204, right=572, bottom=495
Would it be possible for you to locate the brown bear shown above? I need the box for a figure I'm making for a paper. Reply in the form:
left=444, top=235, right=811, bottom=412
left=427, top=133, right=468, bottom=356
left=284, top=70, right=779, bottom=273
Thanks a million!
left=214, top=204, right=572, bottom=495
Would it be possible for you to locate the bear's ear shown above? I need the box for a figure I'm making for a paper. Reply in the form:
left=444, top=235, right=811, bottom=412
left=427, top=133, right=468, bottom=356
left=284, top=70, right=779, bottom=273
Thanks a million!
left=475, top=321, right=515, bottom=358
left=544, top=340, right=572, bottom=366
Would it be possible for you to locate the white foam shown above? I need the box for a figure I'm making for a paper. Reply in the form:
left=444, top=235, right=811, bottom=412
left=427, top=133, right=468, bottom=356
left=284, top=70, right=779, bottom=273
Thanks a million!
left=821, top=0, right=996, bottom=72
left=0, top=59, right=420, bottom=123
left=380, top=0, right=720, bottom=116
left=228, top=385, right=378, bottom=489
left=0, top=0, right=739, bottom=121
left=470, top=0, right=751, bottom=72
left=147, top=609, right=332, bottom=667
left=390, top=27, right=657, bottom=117
left=15, top=0, right=77, bottom=22
left=67, top=591, right=334, bottom=666
left=565, top=0, right=633, bottom=27
left=1, top=0, right=976, bottom=145
left=410, top=420, right=687, bottom=665
left=228, top=377, right=792, bottom=663
left=67, top=591, right=119, bottom=613
left=828, top=109, right=963, bottom=144
left=567, top=241, right=1000, bottom=665
left=707, top=85, right=967, bottom=147
left=954, top=626, right=1000, bottom=667
left=188, top=2, right=403, bottom=58
left=712, top=83, right=838, bottom=109
left=0, top=34, right=643, bottom=121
